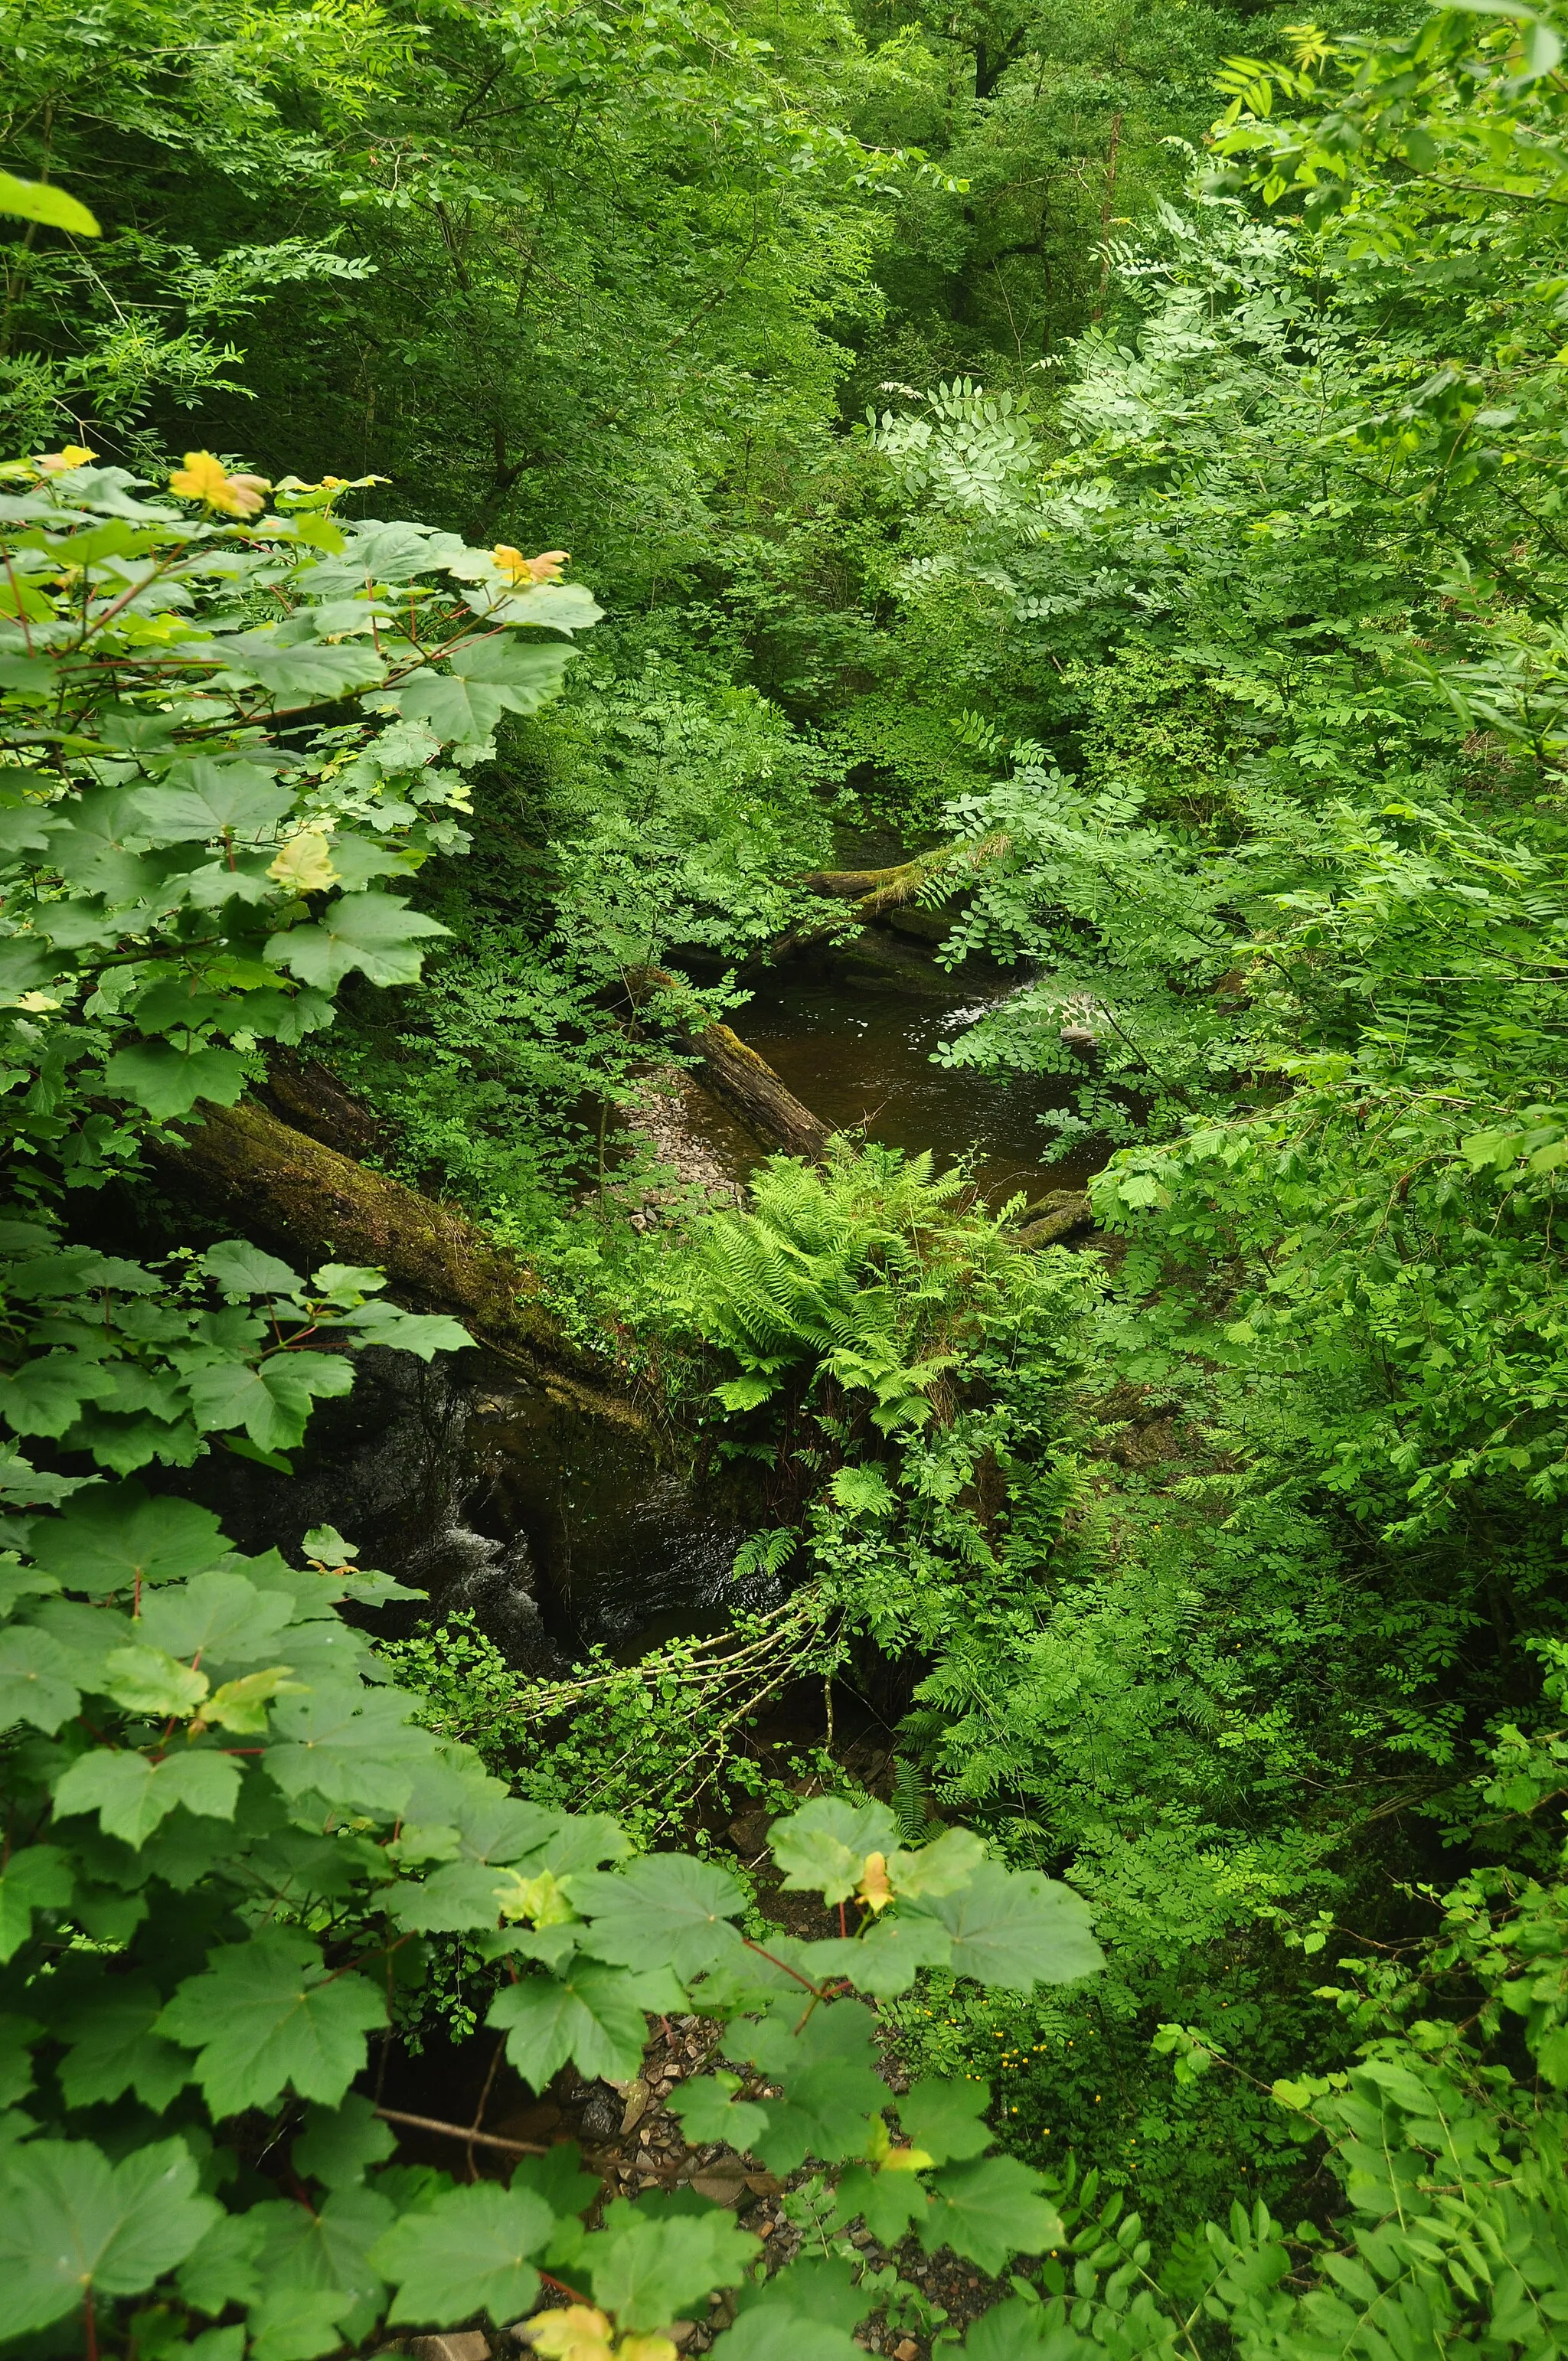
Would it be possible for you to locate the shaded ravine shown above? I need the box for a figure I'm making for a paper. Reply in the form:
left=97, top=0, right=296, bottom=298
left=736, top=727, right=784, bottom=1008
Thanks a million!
left=183, top=935, right=1091, bottom=1664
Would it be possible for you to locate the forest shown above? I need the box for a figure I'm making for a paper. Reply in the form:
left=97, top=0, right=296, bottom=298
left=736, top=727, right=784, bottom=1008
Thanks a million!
left=3, top=0, right=1568, bottom=2349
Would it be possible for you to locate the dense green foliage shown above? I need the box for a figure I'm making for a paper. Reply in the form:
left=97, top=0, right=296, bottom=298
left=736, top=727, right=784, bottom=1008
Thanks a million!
left=12, top=0, right=1568, bottom=2350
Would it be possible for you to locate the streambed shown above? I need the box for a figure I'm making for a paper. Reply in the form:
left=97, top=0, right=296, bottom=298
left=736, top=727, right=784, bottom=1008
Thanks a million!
left=198, top=942, right=1089, bottom=1661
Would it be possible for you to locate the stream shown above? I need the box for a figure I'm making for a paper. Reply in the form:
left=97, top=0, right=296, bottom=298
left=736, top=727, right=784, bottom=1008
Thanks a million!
left=198, top=927, right=1092, bottom=1666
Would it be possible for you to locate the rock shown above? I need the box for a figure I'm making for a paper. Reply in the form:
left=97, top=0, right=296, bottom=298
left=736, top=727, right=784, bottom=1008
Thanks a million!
left=619, top=2078, right=652, bottom=2134
left=577, top=2082, right=623, bottom=2141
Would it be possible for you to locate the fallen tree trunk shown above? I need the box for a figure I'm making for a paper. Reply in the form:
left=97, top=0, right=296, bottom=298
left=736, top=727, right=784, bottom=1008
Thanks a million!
left=1012, top=1190, right=1096, bottom=1250
left=626, top=972, right=832, bottom=1162
left=153, top=1098, right=646, bottom=1426
left=753, top=832, right=1013, bottom=975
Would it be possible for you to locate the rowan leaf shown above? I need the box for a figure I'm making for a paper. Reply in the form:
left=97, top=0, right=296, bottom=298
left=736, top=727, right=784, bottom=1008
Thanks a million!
left=157, top=1931, right=386, bottom=2116
left=371, top=2181, right=555, bottom=2325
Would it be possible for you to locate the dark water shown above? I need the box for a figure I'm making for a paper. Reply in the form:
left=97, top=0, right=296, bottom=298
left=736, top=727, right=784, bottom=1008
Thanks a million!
left=739, top=965, right=1100, bottom=1205
left=196, top=937, right=1101, bottom=1660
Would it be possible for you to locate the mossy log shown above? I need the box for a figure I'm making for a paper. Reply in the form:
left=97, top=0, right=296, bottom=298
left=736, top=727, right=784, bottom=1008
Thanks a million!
left=755, top=831, right=1014, bottom=973
left=1012, top=1190, right=1096, bottom=1250
left=628, top=972, right=831, bottom=1162
left=153, top=1096, right=645, bottom=1425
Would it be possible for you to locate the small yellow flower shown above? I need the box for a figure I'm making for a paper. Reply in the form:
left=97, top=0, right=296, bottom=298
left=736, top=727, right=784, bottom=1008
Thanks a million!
left=492, top=544, right=570, bottom=585
left=266, top=833, right=338, bottom=893
left=168, top=450, right=272, bottom=518
left=524, top=2306, right=616, bottom=2361
left=33, top=443, right=96, bottom=476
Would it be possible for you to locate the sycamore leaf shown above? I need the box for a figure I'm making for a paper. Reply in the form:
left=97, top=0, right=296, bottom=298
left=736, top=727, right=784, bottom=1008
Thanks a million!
left=919, top=2157, right=1063, bottom=2275
left=132, top=762, right=295, bottom=844
left=218, top=632, right=387, bottom=702
left=898, top=2078, right=995, bottom=2165
left=769, top=1797, right=898, bottom=1907
left=102, top=1041, right=251, bottom=1120
left=807, top=1915, right=953, bottom=1998
left=185, top=1351, right=355, bottom=1450
left=177, top=2211, right=266, bottom=2316
left=0, top=1844, right=72, bottom=1961
left=665, top=2072, right=770, bottom=2154
left=570, top=1854, right=747, bottom=1978
left=0, top=2137, right=219, bottom=2334
left=904, top=1864, right=1104, bottom=1989
left=57, top=1982, right=194, bottom=2112
left=251, top=2182, right=395, bottom=2347
left=371, top=2181, right=555, bottom=2326
left=266, top=891, right=447, bottom=991
left=888, top=1827, right=986, bottom=1901
left=157, top=1931, right=386, bottom=2116
left=28, top=1482, right=226, bottom=1596
left=292, top=2094, right=397, bottom=2190
left=721, top=2257, right=868, bottom=2356
left=264, top=1681, right=439, bottom=1815
left=200, top=1240, right=303, bottom=1299
left=138, top=1569, right=295, bottom=1667
left=583, top=2202, right=761, bottom=2332
left=53, top=1746, right=241, bottom=1846
left=0, top=1622, right=80, bottom=1730
left=202, top=1665, right=301, bottom=1732
left=488, top=1963, right=652, bottom=2089
left=833, top=2162, right=931, bottom=2247
left=101, top=1643, right=210, bottom=1719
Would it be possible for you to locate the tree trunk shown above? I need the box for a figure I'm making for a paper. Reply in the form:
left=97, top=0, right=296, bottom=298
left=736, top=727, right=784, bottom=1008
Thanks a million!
left=626, top=974, right=832, bottom=1161
left=754, top=832, right=1012, bottom=974
left=152, top=1096, right=645, bottom=1427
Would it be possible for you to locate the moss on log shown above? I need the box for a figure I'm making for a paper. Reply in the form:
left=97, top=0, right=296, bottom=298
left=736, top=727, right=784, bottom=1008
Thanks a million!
left=154, top=1097, right=645, bottom=1425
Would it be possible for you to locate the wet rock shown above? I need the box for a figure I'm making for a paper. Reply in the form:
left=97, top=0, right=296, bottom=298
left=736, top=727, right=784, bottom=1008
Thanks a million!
left=577, top=2082, right=624, bottom=2141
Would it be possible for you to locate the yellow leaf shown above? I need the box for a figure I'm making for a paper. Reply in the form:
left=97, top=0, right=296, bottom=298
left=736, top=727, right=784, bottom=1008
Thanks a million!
left=858, top=1850, right=893, bottom=1913
left=267, top=833, right=339, bottom=893
left=619, top=2340, right=678, bottom=2361
left=168, top=450, right=272, bottom=518
left=524, top=2307, right=616, bottom=2360
left=492, top=543, right=571, bottom=584
left=33, top=444, right=97, bottom=476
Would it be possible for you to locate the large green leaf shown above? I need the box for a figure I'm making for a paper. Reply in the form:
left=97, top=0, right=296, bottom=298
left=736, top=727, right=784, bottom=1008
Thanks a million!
left=0, top=2137, right=218, bottom=2333
left=139, top=1569, right=295, bottom=1668
left=905, top=1864, right=1104, bottom=1989
left=264, top=1681, right=439, bottom=1814
left=487, top=1961, right=653, bottom=2088
left=919, top=2156, right=1063, bottom=2275
left=158, top=1931, right=386, bottom=2116
left=56, top=1981, right=194, bottom=2111
left=0, top=169, right=101, bottom=236
left=185, top=1350, right=355, bottom=1449
left=218, top=632, right=387, bottom=703
left=769, top=1798, right=898, bottom=1905
left=0, top=1843, right=72, bottom=1961
left=267, top=890, right=447, bottom=990
left=28, top=1482, right=226, bottom=1595
left=572, top=1853, right=747, bottom=1977
left=251, top=2183, right=396, bottom=2345
left=52, top=1745, right=241, bottom=1846
left=371, top=2181, right=555, bottom=2326
left=583, top=2199, right=761, bottom=2330
left=898, top=2077, right=995, bottom=2163
left=132, top=760, right=295, bottom=844
left=0, top=1621, right=80, bottom=1730
left=102, top=1041, right=250, bottom=1120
